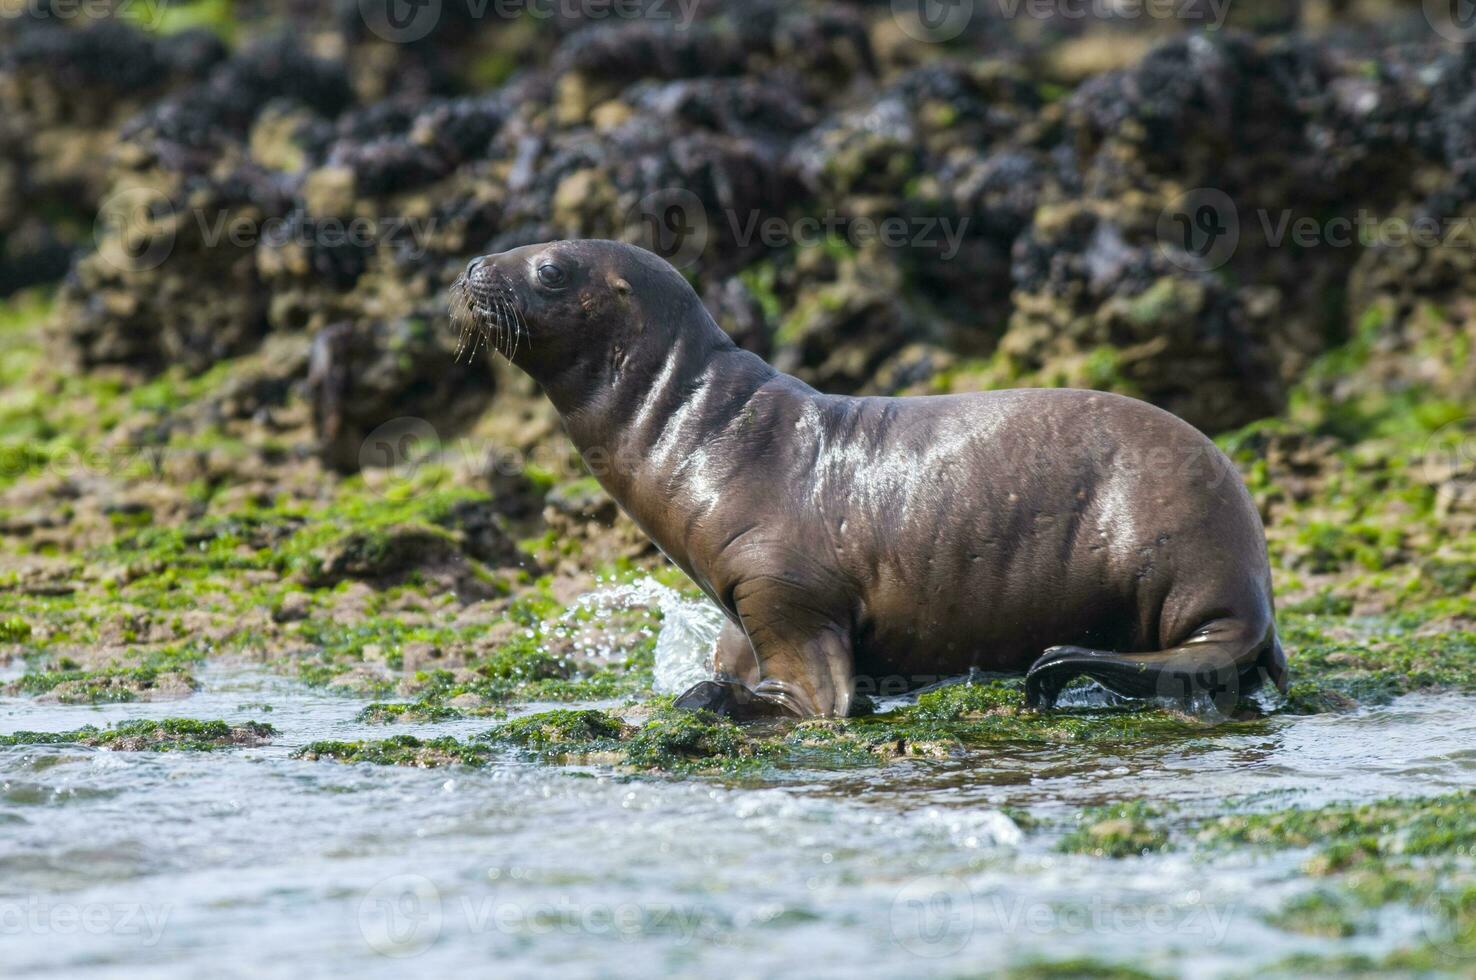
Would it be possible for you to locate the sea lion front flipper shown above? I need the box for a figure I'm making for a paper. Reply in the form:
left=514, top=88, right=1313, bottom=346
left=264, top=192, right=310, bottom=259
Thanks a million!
left=673, top=679, right=798, bottom=720
left=1024, top=620, right=1288, bottom=711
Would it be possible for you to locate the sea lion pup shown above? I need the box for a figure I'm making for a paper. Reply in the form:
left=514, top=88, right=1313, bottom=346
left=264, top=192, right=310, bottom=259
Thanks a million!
left=451, top=240, right=1288, bottom=720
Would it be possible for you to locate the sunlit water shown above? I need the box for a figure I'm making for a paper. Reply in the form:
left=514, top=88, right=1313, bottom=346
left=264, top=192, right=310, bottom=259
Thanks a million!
left=3, top=596, right=1475, bottom=977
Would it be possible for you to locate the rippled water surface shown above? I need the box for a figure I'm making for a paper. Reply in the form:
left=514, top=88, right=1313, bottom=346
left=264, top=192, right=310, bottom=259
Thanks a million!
left=2, top=664, right=1474, bottom=978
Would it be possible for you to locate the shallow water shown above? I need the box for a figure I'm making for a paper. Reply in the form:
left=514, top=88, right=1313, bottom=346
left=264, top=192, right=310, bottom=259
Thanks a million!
left=2, top=662, right=1474, bottom=979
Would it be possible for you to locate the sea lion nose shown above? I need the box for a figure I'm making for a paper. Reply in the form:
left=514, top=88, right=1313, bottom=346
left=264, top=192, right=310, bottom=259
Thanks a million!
left=465, top=256, right=485, bottom=276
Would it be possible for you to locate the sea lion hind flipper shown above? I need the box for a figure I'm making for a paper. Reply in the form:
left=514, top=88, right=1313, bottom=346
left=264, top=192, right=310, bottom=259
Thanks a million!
left=1024, top=626, right=1287, bottom=712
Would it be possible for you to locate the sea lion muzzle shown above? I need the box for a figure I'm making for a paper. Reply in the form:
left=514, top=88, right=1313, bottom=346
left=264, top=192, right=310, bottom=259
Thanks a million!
left=450, top=256, right=527, bottom=363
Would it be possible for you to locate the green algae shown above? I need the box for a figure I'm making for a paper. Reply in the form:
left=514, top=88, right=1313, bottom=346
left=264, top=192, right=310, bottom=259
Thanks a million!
left=619, top=707, right=756, bottom=769
left=356, top=701, right=469, bottom=724
left=1058, top=801, right=1172, bottom=859
left=298, top=682, right=1277, bottom=776
left=1191, top=793, right=1476, bottom=964
left=485, top=708, right=630, bottom=749
left=1003, top=961, right=1163, bottom=980
left=1275, top=890, right=1363, bottom=938
left=300, top=704, right=761, bottom=773
left=1195, top=791, right=1476, bottom=865
left=0, top=718, right=275, bottom=751
left=0, top=617, right=31, bottom=643
left=294, top=735, right=493, bottom=768
left=7, top=667, right=199, bottom=704
left=1278, top=619, right=1476, bottom=706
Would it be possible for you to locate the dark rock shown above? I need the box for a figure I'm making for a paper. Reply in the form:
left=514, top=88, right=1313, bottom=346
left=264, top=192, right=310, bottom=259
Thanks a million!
left=434, top=498, right=529, bottom=568
left=306, top=319, right=494, bottom=474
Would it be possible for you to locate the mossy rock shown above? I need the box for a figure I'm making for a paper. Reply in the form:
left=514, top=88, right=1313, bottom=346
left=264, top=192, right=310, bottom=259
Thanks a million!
left=1058, top=801, right=1171, bottom=859
left=356, top=702, right=467, bottom=724
left=298, top=525, right=463, bottom=586
left=0, top=718, right=275, bottom=751
left=0, top=617, right=33, bottom=644
left=7, top=667, right=198, bottom=704
left=294, top=735, right=492, bottom=768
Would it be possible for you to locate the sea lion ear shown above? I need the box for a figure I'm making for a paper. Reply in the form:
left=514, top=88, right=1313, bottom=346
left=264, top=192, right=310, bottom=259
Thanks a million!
left=609, top=275, right=632, bottom=297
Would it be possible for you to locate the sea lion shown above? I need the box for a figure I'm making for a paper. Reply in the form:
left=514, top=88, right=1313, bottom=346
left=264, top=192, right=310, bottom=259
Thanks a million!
left=450, top=240, right=1289, bottom=720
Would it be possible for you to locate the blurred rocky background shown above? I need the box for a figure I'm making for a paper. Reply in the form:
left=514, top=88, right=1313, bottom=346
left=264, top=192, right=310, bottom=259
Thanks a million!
left=2, top=0, right=1475, bottom=687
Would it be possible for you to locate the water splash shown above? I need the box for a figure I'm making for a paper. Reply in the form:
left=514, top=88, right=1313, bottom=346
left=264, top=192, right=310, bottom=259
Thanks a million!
left=561, top=577, right=724, bottom=693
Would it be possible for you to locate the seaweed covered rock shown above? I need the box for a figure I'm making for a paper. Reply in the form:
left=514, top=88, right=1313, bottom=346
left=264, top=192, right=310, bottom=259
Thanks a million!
left=298, top=523, right=499, bottom=600
left=119, top=34, right=351, bottom=161
left=489, top=106, right=797, bottom=274
left=0, top=22, right=225, bottom=296
left=703, top=274, right=773, bottom=357
left=626, top=76, right=818, bottom=151
left=769, top=251, right=925, bottom=393
left=1001, top=201, right=1282, bottom=431
left=551, top=2, right=874, bottom=100
left=47, top=35, right=353, bottom=374
left=432, top=497, right=527, bottom=568
left=0, top=718, right=275, bottom=751
left=53, top=176, right=274, bottom=374
left=1065, top=32, right=1300, bottom=191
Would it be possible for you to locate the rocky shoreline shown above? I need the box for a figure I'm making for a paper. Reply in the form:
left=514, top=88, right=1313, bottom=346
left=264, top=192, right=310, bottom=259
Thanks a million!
left=3, top=3, right=1476, bottom=972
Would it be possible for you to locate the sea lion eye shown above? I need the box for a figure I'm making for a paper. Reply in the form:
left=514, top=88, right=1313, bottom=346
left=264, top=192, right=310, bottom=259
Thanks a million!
left=536, top=263, right=568, bottom=289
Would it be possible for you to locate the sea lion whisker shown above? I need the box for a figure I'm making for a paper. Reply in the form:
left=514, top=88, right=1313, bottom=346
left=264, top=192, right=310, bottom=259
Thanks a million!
left=505, top=282, right=529, bottom=356
left=498, top=293, right=514, bottom=360
left=456, top=308, right=473, bottom=363
left=506, top=288, right=524, bottom=361
left=494, top=282, right=511, bottom=357
left=495, top=294, right=512, bottom=359
left=449, top=277, right=479, bottom=364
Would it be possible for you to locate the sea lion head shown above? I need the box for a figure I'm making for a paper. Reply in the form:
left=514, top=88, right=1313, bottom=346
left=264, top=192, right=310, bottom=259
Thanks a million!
left=450, top=239, right=695, bottom=379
